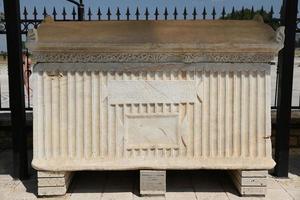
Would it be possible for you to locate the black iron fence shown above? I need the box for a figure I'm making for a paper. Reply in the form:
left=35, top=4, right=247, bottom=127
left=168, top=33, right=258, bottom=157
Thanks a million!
left=0, top=5, right=299, bottom=111
left=1, top=5, right=282, bottom=33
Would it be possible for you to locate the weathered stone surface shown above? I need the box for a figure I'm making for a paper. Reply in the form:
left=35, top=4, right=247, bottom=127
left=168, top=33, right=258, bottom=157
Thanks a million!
left=38, top=171, right=66, bottom=178
left=140, top=170, right=166, bottom=196
left=229, top=170, right=267, bottom=196
left=37, top=171, right=73, bottom=196
left=38, top=186, right=67, bottom=196
left=27, top=20, right=284, bottom=63
left=31, top=64, right=275, bottom=171
left=28, top=19, right=281, bottom=196
left=234, top=170, right=267, bottom=178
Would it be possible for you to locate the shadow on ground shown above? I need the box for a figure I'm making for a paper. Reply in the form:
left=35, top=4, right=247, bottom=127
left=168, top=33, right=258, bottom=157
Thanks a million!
left=68, top=170, right=240, bottom=198
left=289, top=153, right=300, bottom=176
left=0, top=149, right=37, bottom=197
left=1, top=149, right=300, bottom=199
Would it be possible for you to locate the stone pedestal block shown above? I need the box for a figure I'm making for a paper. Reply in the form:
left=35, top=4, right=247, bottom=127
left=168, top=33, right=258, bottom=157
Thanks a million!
left=37, top=171, right=74, bottom=196
left=140, top=170, right=166, bottom=196
left=229, top=170, right=267, bottom=196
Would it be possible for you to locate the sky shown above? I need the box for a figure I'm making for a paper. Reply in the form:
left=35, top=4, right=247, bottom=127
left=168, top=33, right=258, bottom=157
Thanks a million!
left=0, top=0, right=285, bottom=19
left=0, top=0, right=294, bottom=51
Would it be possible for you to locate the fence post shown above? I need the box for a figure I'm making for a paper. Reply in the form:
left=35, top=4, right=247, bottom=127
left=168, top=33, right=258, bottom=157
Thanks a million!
left=78, top=2, right=84, bottom=21
left=3, top=0, right=28, bottom=179
left=274, top=0, right=298, bottom=177
left=66, top=0, right=84, bottom=20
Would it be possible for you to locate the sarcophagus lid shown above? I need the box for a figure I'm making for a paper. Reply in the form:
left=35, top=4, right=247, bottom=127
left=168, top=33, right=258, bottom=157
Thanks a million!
left=27, top=17, right=283, bottom=63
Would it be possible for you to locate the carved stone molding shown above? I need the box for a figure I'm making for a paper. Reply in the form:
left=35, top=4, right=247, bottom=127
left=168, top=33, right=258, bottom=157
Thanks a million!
left=275, top=26, right=285, bottom=50
left=27, top=29, right=38, bottom=42
left=34, top=63, right=270, bottom=74
left=32, top=51, right=275, bottom=63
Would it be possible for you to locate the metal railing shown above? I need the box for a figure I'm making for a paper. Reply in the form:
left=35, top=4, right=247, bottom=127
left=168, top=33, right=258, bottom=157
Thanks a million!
left=0, top=5, right=299, bottom=111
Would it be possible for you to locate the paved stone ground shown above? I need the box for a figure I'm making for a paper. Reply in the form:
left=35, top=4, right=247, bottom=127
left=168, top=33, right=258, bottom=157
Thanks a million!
left=0, top=149, right=299, bottom=200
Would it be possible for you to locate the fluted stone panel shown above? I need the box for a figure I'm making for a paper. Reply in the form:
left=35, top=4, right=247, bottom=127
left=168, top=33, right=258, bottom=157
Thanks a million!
left=32, top=63, right=274, bottom=171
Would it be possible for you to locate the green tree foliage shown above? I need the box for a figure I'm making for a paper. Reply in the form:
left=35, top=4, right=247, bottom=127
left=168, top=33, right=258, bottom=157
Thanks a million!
left=221, top=8, right=280, bottom=30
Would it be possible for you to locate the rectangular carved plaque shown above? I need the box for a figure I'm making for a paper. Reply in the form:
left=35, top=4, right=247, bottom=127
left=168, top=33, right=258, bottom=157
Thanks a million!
left=108, top=80, right=196, bottom=104
left=126, top=114, right=179, bottom=149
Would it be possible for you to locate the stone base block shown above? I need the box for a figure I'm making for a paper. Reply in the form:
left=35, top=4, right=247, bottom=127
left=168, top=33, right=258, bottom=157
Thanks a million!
left=37, top=171, right=74, bottom=196
left=140, top=170, right=166, bottom=196
left=229, top=170, right=267, bottom=197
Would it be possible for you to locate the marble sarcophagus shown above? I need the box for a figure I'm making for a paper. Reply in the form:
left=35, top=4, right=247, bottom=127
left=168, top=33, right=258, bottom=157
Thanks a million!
left=27, top=17, right=283, bottom=196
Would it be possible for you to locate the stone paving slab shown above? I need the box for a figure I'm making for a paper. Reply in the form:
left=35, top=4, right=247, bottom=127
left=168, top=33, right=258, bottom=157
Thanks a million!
left=0, top=150, right=299, bottom=200
left=0, top=172, right=299, bottom=200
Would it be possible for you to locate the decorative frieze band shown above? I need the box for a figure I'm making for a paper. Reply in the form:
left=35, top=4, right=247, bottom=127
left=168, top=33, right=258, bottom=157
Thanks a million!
left=33, top=62, right=271, bottom=73
left=32, top=51, right=275, bottom=63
